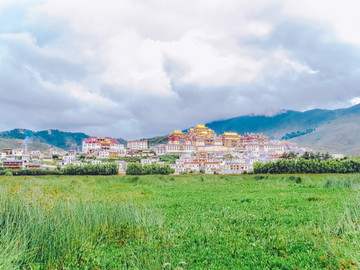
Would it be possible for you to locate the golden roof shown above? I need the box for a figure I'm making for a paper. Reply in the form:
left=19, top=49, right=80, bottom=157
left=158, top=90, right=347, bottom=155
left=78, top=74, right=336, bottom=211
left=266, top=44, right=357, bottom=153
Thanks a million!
left=196, top=124, right=206, bottom=129
left=223, top=132, right=239, bottom=136
left=172, top=130, right=184, bottom=135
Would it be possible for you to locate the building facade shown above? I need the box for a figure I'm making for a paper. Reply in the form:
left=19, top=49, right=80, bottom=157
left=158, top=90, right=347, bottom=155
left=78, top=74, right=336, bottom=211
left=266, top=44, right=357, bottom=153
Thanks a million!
left=82, top=137, right=124, bottom=154
left=127, top=139, right=148, bottom=150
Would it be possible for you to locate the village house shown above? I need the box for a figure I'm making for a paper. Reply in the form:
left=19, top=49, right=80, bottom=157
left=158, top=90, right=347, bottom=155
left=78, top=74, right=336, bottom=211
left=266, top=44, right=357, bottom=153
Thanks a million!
left=141, top=158, right=152, bottom=166
left=127, top=139, right=148, bottom=150
left=2, top=149, right=12, bottom=155
left=91, top=160, right=103, bottom=165
left=82, top=137, right=124, bottom=154
left=63, top=155, right=76, bottom=164
left=21, top=153, right=30, bottom=161
left=223, top=160, right=249, bottom=174
left=41, top=153, right=53, bottom=160
left=49, top=148, right=58, bottom=155
left=98, top=151, right=110, bottom=159
left=27, top=162, right=41, bottom=169
left=184, top=162, right=201, bottom=173
left=3, top=160, right=25, bottom=170
left=30, top=150, right=41, bottom=159
left=204, top=162, right=220, bottom=174
left=171, top=163, right=186, bottom=174
left=12, top=148, right=24, bottom=157
left=153, top=144, right=167, bottom=156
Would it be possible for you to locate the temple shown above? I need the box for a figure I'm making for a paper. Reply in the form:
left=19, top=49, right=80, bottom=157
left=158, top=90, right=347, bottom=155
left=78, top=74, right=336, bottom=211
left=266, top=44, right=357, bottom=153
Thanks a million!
left=82, top=137, right=123, bottom=154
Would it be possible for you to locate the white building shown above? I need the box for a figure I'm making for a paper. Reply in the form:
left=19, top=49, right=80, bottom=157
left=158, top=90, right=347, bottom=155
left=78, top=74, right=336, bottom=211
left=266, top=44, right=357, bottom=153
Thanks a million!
left=12, top=149, right=23, bottom=156
left=224, top=161, right=249, bottom=174
left=153, top=144, right=167, bottom=156
left=127, top=140, right=148, bottom=150
left=21, top=154, right=30, bottom=161
left=63, top=155, right=76, bottom=164
left=263, top=143, right=285, bottom=154
left=184, top=162, right=200, bottom=173
left=0, top=153, right=6, bottom=160
left=98, top=151, right=110, bottom=159
left=245, top=144, right=260, bottom=152
left=171, top=163, right=186, bottom=174
left=166, top=143, right=196, bottom=154
left=30, top=151, right=41, bottom=158
left=204, top=162, right=220, bottom=174
left=91, top=160, right=103, bottom=165
left=141, top=158, right=152, bottom=166
left=82, top=137, right=123, bottom=154
left=49, top=148, right=58, bottom=155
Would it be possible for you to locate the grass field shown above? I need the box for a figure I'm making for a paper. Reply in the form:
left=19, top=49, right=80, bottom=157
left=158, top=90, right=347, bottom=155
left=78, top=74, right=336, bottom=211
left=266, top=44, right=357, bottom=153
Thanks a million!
left=1, top=174, right=360, bottom=269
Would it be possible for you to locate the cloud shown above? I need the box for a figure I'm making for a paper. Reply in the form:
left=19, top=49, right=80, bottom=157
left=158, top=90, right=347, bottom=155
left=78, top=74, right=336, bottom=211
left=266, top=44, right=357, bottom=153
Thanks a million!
left=0, top=0, right=360, bottom=138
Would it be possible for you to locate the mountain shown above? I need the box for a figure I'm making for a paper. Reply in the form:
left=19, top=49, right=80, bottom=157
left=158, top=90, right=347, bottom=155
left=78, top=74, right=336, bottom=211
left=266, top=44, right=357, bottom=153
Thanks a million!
left=0, top=138, right=62, bottom=153
left=0, top=129, right=127, bottom=151
left=204, top=104, right=360, bottom=155
left=2, top=104, right=360, bottom=155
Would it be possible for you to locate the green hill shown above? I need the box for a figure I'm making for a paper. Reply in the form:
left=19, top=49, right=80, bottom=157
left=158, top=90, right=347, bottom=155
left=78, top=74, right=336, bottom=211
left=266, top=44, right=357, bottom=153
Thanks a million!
left=0, top=129, right=126, bottom=151
left=204, top=104, right=360, bottom=155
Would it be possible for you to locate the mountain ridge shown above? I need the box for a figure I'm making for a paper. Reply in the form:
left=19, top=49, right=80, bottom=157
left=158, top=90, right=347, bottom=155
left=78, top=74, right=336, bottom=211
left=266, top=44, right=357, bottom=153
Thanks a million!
left=1, top=104, right=360, bottom=155
left=0, top=129, right=127, bottom=151
left=205, top=104, right=360, bottom=155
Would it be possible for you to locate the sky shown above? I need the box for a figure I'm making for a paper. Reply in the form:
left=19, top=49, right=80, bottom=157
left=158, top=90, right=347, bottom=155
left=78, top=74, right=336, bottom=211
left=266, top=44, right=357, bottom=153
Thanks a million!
left=1, top=0, right=360, bottom=139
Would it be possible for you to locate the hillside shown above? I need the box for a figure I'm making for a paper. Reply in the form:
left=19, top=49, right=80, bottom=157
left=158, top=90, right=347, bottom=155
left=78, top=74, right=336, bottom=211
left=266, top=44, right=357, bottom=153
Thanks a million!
left=205, top=104, right=360, bottom=155
left=0, top=138, right=62, bottom=152
left=0, top=129, right=126, bottom=151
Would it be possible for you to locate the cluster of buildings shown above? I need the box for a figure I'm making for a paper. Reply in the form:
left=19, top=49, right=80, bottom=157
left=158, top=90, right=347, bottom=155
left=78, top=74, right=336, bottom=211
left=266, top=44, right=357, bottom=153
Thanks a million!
left=1, top=124, right=305, bottom=174
left=152, top=125, right=297, bottom=174
left=0, top=148, right=59, bottom=170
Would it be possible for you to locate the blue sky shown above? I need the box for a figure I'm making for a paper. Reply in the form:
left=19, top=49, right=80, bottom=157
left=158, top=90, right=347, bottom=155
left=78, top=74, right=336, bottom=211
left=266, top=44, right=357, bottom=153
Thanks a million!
left=1, top=0, right=360, bottom=138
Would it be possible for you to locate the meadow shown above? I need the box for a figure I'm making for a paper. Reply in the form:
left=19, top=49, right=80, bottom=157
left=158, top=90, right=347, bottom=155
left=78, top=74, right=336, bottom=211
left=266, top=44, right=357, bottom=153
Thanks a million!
left=1, top=174, right=360, bottom=269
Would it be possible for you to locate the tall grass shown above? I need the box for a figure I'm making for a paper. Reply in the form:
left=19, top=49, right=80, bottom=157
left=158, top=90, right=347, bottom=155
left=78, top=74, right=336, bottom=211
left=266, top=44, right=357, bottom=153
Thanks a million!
left=1, top=174, right=360, bottom=269
left=0, top=180, right=160, bottom=269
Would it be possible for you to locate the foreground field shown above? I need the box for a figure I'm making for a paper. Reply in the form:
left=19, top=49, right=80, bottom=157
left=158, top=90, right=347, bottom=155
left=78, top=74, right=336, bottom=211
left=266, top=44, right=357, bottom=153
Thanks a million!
left=1, top=174, right=360, bottom=269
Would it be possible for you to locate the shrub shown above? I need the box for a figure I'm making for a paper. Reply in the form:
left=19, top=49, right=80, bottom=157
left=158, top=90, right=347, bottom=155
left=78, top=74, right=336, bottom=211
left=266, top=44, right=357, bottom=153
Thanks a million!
left=4, top=170, right=13, bottom=176
left=126, top=163, right=174, bottom=175
left=254, top=159, right=360, bottom=174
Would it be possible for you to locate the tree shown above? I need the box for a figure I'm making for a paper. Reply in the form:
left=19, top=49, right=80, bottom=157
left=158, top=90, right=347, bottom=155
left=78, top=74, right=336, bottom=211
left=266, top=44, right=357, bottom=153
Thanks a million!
left=126, top=163, right=143, bottom=175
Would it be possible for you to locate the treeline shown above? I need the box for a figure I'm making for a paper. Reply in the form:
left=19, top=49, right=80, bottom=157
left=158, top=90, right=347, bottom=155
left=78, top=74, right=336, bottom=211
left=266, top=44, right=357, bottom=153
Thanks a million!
left=62, top=164, right=118, bottom=175
left=281, top=151, right=332, bottom=160
left=254, top=159, right=360, bottom=174
left=281, top=129, right=315, bottom=140
left=0, top=164, right=119, bottom=176
left=126, top=163, right=174, bottom=175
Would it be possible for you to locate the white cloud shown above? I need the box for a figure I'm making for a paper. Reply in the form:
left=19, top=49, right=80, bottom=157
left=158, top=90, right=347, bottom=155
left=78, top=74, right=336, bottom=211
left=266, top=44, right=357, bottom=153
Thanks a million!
left=283, top=0, right=360, bottom=46
left=0, top=0, right=360, bottom=138
left=351, top=97, right=360, bottom=106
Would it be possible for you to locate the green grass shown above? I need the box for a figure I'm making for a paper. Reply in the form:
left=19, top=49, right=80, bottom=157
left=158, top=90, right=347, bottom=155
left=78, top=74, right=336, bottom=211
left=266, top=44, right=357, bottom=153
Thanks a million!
left=159, top=155, right=180, bottom=164
left=1, top=174, right=360, bottom=269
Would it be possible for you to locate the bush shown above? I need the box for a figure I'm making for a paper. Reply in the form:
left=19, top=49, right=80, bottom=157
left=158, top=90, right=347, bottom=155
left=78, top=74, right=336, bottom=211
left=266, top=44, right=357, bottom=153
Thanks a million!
left=126, top=163, right=174, bottom=175
left=253, top=159, right=360, bottom=174
left=63, top=164, right=118, bottom=175
left=4, top=170, right=13, bottom=176
left=2, top=164, right=119, bottom=176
